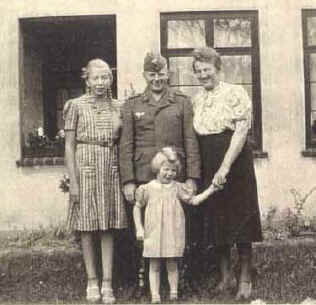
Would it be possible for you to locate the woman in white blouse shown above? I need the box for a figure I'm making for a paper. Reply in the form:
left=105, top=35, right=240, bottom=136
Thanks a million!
left=191, top=47, right=262, bottom=301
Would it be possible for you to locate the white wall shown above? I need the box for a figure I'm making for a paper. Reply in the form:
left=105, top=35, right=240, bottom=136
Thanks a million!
left=1, top=0, right=316, bottom=230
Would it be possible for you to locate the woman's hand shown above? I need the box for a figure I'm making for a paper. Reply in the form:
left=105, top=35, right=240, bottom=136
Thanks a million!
left=136, top=227, right=144, bottom=241
left=212, top=165, right=230, bottom=188
left=69, top=183, right=79, bottom=204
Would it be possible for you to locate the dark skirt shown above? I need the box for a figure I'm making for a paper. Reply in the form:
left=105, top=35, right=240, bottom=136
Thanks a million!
left=198, top=130, right=263, bottom=246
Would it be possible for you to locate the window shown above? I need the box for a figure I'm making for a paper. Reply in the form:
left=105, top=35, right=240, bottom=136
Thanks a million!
left=302, top=10, right=316, bottom=154
left=18, top=15, right=117, bottom=166
left=161, top=11, right=264, bottom=154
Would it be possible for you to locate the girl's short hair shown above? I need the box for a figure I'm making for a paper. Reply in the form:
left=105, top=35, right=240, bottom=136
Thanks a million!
left=192, top=47, right=222, bottom=72
left=81, top=58, right=113, bottom=83
left=151, top=147, right=182, bottom=175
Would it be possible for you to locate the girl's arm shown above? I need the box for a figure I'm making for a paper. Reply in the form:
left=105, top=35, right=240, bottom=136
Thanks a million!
left=212, top=120, right=249, bottom=187
left=190, top=184, right=221, bottom=206
left=65, top=130, right=79, bottom=203
left=133, top=204, right=144, bottom=241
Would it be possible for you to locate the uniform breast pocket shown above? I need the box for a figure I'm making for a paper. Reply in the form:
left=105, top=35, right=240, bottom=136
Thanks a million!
left=168, top=110, right=182, bottom=128
left=159, top=109, right=182, bottom=138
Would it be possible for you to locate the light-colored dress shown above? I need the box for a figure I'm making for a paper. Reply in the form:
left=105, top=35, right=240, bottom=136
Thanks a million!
left=64, top=94, right=127, bottom=231
left=135, top=180, right=192, bottom=258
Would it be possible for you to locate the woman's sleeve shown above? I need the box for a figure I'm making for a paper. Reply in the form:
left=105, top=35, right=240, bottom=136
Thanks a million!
left=135, top=185, right=148, bottom=208
left=177, top=182, right=194, bottom=204
left=63, top=100, right=78, bottom=131
left=229, top=85, right=252, bottom=130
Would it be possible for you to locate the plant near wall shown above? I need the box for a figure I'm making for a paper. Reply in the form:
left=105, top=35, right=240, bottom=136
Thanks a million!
left=287, top=187, right=316, bottom=236
left=59, top=175, right=70, bottom=193
left=262, top=187, right=316, bottom=240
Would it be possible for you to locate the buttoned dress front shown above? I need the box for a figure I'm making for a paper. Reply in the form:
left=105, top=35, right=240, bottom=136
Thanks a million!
left=64, top=94, right=127, bottom=231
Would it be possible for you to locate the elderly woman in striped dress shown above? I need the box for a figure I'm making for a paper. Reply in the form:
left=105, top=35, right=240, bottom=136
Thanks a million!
left=64, top=58, right=127, bottom=303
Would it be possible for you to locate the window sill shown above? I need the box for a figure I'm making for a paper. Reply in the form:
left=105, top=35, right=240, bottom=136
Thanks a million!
left=301, top=149, right=316, bottom=157
left=253, top=150, right=268, bottom=159
left=16, top=151, right=268, bottom=167
left=16, top=157, right=65, bottom=167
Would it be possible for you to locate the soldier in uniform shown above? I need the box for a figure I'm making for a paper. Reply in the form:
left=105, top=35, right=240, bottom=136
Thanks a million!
left=119, top=52, right=201, bottom=297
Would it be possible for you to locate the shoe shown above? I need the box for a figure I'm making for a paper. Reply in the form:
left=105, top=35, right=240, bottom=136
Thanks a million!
left=133, top=285, right=146, bottom=299
left=151, top=295, right=161, bottom=304
left=101, top=287, right=116, bottom=304
left=170, top=292, right=178, bottom=302
left=86, top=285, right=101, bottom=303
left=213, top=276, right=237, bottom=295
left=235, top=281, right=252, bottom=301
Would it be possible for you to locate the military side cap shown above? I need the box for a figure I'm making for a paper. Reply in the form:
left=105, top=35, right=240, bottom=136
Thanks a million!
left=143, top=52, right=167, bottom=72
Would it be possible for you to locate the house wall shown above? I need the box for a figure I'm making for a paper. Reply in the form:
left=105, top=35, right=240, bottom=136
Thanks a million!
left=0, top=0, right=316, bottom=230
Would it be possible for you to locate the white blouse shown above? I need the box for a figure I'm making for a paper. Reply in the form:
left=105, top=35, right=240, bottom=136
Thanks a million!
left=192, top=81, right=252, bottom=135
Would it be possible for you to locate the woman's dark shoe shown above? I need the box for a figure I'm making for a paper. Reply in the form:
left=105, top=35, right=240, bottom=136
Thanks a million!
left=235, top=281, right=252, bottom=301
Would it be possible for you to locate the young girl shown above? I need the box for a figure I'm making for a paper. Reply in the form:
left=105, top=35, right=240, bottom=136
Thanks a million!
left=133, top=147, right=218, bottom=303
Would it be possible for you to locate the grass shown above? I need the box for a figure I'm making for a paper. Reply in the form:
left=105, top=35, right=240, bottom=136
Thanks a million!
left=0, top=227, right=316, bottom=304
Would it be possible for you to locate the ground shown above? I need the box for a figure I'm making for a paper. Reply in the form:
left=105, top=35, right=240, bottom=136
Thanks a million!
left=0, top=230, right=316, bottom=304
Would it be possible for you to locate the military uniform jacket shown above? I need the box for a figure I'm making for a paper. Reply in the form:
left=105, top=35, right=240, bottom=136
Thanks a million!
left=119, top=87, right=201, bottom=184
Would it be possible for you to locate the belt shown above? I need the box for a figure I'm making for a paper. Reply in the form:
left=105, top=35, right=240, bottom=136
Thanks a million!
left=76, top=140, right=117, bottom=147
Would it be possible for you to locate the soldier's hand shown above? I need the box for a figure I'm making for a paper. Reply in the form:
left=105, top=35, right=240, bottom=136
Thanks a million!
left=123, top=182, right=136, bottom=203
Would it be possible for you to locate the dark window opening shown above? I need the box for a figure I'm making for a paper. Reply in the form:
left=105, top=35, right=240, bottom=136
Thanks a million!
left=302, top=10, right=316, bottom=153
left=19, top=15, right=116, bottom=161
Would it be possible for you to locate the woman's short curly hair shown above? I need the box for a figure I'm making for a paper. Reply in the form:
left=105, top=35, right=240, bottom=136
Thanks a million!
left=192, top=47, right=222, bottom=72
left=81, top=58, right=113, bottom=83
left=151, top=147, right=182, bottom=175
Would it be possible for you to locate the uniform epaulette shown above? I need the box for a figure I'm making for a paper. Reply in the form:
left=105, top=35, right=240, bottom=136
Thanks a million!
left=173, top=90, right=189, bottom=99
left=128, top=93, right=142, bottom=100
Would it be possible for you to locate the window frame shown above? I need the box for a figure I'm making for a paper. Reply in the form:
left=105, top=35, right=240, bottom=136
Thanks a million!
left=160, top=10, right=265, bottom=156
left=302, top=9, right=316, bottom=154
left=17, top=15, right=117, bottom=167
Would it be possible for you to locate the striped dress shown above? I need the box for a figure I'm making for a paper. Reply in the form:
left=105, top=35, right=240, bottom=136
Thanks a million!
left=64, top=94, right=127, bottom=231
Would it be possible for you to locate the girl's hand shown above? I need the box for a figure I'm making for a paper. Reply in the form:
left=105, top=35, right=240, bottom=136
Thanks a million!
left=136, top=227, right=144, bottom=241
left=190, top=194, right=203, bottom=206
left=212, top=165, right=230, bottom=188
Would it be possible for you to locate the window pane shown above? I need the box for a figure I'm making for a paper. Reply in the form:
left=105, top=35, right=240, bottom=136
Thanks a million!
left=57, top=110, right=64, bottom=130
left=311, top=111, right=316, bottom=142
left=220, top=55, right=252, bottom=84
left=167, top=20, right=206, bottom=48
left=311, top=83, right=316, bottom=111
left=242, top=84, right=253, bottom=101
left=172, top=86, right=202, bottom=99
left=307, top=17, right=316, bottom=46
left=310, top=54, right=316, bottom=82
left=169, top=57, right=200, bottom=86
left=214, top=18, right=251, bottom=47
left=56, top=88, right=69, bottom=110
